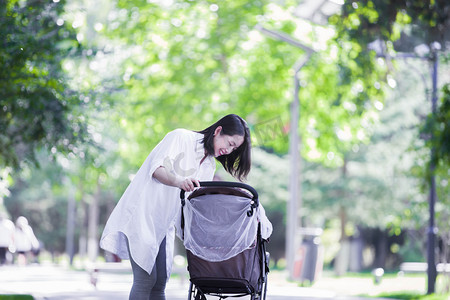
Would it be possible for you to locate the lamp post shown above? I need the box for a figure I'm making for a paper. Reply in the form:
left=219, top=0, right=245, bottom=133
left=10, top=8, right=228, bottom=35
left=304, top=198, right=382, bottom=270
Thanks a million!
left=256, top=24, right=315, bottom=279
left=427, top=48, right=438, bottom=294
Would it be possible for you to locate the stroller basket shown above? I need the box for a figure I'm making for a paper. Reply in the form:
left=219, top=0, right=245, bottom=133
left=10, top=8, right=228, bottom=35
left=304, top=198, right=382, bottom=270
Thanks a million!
left=191, top=278, right=253, bottom=294
left=180, top=181, right=269, bottom=300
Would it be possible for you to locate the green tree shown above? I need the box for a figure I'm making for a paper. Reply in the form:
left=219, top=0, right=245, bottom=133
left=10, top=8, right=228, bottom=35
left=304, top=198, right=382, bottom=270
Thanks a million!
left=88, top=0, right=383, bottom=168
left=327, top=0, right=449, bottom=271
left=0, top=0, right=89, bottom=169
left=329, top=0, right=450, bottom=174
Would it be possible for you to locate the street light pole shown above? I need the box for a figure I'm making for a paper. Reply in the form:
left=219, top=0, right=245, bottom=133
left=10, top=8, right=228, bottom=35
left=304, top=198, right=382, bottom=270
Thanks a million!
left=256, top=24, right=315, bottom=279
left=286, top=55, right=313, bottom=279
left=427, top=49, right=438, bottom=294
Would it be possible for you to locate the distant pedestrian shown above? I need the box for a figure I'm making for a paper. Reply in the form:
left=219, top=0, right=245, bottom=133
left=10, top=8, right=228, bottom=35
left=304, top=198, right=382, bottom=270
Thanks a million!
left=0, top=215, right=15, bottom=265
left=14, top=216, right=39, bottom=265
left=100, top=114, right=252, bottom=300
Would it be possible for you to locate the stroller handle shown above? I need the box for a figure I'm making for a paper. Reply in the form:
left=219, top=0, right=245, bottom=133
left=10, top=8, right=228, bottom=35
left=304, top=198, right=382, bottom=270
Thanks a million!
left=179, top=181, right=259, bottom=206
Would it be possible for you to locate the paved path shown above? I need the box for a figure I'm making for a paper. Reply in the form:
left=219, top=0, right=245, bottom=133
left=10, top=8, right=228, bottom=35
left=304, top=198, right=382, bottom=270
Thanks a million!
left=0, top=264, right=382, bottom=300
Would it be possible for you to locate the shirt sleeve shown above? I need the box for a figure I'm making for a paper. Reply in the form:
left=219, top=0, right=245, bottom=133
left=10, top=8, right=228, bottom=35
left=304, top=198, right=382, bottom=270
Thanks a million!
left=258, top=204, right=273, bottom=240
left=146, top=129, right=194, bottom=182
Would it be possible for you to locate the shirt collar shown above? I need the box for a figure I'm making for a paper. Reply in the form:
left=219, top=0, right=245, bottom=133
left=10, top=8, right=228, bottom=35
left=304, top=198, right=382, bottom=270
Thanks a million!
left=195, top=132, right=214, bottom=165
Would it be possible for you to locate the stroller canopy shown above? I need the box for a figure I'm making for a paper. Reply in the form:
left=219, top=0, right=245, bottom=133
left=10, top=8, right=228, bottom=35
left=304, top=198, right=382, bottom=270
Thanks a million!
left=178, top=187, right=272, bottom=262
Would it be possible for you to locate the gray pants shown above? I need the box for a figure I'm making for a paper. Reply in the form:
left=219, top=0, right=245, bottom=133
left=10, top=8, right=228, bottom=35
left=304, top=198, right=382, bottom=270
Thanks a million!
left=127, top=237, right=167, bottom=300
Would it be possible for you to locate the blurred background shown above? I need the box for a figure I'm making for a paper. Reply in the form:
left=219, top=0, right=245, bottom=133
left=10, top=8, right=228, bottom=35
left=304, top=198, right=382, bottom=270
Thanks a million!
left=1, top=0, right=449, bottom=299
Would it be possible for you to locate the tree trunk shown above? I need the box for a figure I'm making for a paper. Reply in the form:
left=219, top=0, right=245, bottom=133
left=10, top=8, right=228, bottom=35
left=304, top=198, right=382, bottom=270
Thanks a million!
left=374, top=229, right=387, bottom=268
left=65, top=186, right=76, bottom=265
left=87, top=182, right=100, bottom=262
left=79, top=186, right=88, bottom=260
left=334, top=206, right=349, bottom=276
left=334, top=160, right=349, bottom=276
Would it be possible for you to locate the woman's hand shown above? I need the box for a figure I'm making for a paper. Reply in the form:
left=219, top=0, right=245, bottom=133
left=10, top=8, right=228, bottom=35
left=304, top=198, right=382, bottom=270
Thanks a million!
left=153, top=167, right=200, bottom=191
left=177, top=178, right=200, bottom=192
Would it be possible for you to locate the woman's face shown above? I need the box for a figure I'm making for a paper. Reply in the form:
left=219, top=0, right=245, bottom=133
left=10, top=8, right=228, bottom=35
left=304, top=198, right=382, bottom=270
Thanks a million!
left=213, top=126, right=244, bottom=157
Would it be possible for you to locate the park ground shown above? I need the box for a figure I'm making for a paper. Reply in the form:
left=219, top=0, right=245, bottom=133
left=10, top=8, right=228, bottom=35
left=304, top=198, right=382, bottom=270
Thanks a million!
left=1, top=261, right=449, bottom=300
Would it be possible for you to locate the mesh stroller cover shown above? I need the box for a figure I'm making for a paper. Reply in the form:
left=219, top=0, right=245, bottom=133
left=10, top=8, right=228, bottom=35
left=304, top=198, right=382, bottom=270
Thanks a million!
left=181, top=192, right=260, bottom=262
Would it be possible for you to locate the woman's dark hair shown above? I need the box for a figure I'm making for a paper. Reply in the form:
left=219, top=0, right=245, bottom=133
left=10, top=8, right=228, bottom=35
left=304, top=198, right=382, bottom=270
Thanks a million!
left=198, top=114, right=251, bottom=181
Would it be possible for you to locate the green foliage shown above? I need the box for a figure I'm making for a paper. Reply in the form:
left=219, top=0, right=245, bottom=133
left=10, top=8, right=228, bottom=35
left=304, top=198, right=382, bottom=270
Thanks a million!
left=101, top=0, right=293, bottom=163
left=330, top=0, right=450, bottom=50
left=91, top=0, right=386, bottom=169
left=327, top=0, right=450, bottom=272
left=298, top=58, right=430, bottom=230
left=0, top=0, right=88, bottom=169
left=416, top=83, right=450, bottom=240
left=420, top=84, right=450, bottom=171
left=329, top=0, right=450, bottom=172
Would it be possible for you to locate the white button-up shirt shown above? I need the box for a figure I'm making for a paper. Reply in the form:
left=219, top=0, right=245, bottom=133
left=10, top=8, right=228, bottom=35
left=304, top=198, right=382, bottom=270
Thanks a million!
left=100, top=129, right=215, bottom=276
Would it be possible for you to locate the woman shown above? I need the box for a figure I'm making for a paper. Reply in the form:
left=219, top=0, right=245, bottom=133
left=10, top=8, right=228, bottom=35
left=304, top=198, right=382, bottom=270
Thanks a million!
left=100, top=114, right=251, bottom=300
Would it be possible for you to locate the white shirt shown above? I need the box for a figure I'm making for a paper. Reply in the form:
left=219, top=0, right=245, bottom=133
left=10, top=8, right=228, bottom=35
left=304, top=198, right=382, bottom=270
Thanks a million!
left=0, top=219, right=15, bottom=248
left=14, top=223, right=39, bottom=252
left=100, top=129, right=215, bottom=276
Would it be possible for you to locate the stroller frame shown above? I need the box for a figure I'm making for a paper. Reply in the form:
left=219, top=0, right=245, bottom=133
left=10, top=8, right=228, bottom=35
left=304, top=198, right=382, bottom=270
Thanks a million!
left=180, top=181, right=270, bottom=300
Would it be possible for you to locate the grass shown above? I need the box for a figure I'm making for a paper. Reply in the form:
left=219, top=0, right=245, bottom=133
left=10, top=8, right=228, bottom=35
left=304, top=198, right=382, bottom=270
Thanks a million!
left=0, top=296, right=34, bottom=300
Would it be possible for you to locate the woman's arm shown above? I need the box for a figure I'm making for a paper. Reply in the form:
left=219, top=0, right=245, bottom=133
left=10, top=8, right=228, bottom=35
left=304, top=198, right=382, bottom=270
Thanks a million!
left=152, top=166, right=199, bottom=192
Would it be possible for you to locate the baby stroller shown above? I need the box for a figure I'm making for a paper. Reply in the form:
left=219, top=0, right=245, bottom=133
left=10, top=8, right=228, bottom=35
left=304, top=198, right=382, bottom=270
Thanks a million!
left=179, top=181, right=271, bottom=300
